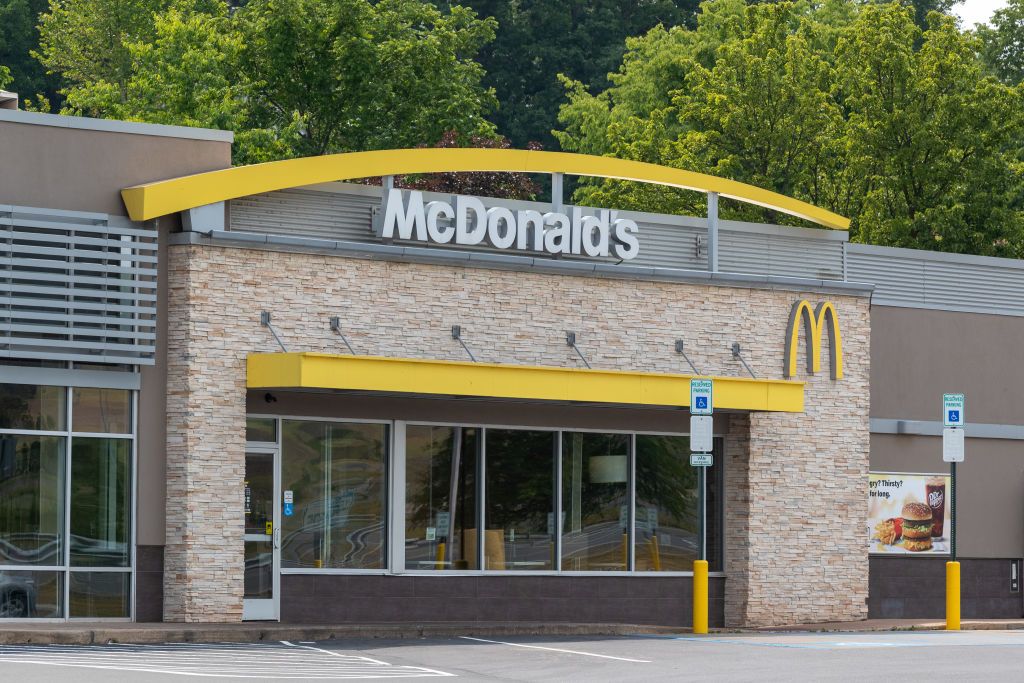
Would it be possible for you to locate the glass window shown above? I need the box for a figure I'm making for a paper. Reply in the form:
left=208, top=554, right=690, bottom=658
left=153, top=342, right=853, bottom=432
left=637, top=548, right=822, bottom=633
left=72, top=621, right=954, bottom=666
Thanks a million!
left=0, top=570, right=63, bottom=618
left=69, top=571, right=130, bottom=618
left=484, top=429, right=556, bottom=571
left=72, top=388, right=131, bottom=434
left=70, top=438, right=131, bottom=567
left=281, top=421, right=387, bottom=569
left=561, top=432, right=629, bottom=571
left=634, top=435, right=723, bottom=572
left=246, top=418, right=277, bottom=444
left=405, top=426, right=479, bottom=570
left=0, top=435, right=64, bottom=566
left=0, top=384, right=65, bottom=431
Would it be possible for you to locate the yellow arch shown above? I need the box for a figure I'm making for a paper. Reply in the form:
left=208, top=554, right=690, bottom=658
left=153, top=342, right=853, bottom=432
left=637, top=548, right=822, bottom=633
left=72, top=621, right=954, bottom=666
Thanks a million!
left=784, top=300, right=844, bottom=380
left=120, top=148, right=850, bottom=229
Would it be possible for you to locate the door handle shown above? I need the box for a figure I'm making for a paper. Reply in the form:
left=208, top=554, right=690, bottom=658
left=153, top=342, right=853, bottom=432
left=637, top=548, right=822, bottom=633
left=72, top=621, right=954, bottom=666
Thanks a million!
left=274, top=526, right=281, bottom=549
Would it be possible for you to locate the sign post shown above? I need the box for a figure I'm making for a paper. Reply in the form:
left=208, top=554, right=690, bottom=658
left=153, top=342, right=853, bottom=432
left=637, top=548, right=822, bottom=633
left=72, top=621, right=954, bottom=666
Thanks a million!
left=942, top=393, right=964, bottom=631
left=690, top=378, right=713, bottom=635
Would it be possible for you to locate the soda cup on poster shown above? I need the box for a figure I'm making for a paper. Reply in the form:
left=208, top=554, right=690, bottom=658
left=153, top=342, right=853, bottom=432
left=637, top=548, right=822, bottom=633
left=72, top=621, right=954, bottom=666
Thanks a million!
left=926, top=477, right=945, bottom=538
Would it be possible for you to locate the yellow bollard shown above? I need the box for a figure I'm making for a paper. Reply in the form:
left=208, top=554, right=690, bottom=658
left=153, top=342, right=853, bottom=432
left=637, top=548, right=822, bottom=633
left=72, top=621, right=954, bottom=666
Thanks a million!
left=946, top=561, right=960, bottom=630
left=693, top=559, right=709, bottom=634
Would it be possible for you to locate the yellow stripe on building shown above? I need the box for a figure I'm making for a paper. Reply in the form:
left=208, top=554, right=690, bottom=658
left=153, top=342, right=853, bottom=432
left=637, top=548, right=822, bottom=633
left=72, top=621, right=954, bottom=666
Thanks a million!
left=247, top=352, right=805, bottom=413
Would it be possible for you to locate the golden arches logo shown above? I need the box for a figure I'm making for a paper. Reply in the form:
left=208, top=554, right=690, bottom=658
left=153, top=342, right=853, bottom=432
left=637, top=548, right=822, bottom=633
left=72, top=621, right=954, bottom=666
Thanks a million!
left=784, top=300, right=843, bottom=380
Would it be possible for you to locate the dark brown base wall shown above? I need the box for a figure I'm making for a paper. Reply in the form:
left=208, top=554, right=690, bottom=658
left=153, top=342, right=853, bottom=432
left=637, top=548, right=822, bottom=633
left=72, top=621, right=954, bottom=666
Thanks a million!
left=280, top=575, right=724, bottom=627
left=136, top=545, right=165, bottom=622
left=869, top=557, right=1023, bottom=619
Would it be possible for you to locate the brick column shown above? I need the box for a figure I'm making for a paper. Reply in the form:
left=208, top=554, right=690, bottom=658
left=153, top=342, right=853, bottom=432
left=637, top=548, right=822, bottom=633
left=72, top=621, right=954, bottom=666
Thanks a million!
left=164, top=246, right=246, bottom=622
left=724, top=327, right=871, bottom=626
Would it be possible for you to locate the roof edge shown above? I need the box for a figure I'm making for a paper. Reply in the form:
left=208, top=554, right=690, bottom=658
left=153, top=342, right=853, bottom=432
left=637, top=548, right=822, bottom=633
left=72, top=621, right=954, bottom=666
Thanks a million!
left=0, top=108, right=234, bottom=143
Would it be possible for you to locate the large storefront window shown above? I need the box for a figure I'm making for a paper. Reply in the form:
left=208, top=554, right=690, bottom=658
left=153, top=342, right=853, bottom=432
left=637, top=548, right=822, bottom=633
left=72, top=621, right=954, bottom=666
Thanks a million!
left=280, top=420, right=388, bottom=570
left=405, top=426, right=478, bottom=570
left=561, top=432, right=629, bottom=571
left=484, top=429, right=557, bottom=571
left=265, top=416, right=723, bottom=576
left=635, top=435, right=723, bottom=572
left=0, top=384, right=134, bottom=619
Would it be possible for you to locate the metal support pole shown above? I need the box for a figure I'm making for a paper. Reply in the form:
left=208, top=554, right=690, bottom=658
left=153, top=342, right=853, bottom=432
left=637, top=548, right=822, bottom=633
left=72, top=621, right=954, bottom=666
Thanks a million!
left=260, top=311, right=288, bottom=352
left=675, top=339, right=701, bottom=375
left=707, top=192, right=719, bottom=273
left=451, top=326, right=477, bottom=362
left=699, top=466, right=706, bottom=562
left=565, top=331, right=592, bottom=369
left=951, top=460, right=957, bottom=562
left=329, top=317, right=357, bottom=354
left=552, top=173, right=564, bottom=213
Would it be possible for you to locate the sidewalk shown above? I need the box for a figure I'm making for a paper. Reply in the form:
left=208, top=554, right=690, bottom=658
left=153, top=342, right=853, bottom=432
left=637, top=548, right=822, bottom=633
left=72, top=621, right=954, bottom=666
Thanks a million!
left=753, top=618, right=1024, bottom=633
left=1, top=618, right=1023, bottom=645
left=0, top=622, right=683, bottom=645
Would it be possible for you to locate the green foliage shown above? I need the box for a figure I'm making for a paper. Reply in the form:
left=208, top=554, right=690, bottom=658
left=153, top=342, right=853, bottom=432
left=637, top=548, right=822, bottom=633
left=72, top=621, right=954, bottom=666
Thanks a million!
left=0, top=0, right=58, bottom=105
left=977, top=0, right=1024, bottom=85
left=238, top=0, right=498, bottom=156
left=556, top=1, right=1024, bottom=256
left=0, top=66, right=11, bottom=91
left=34, top=0, right=498, bottom=162
left=456, top=0, right=700, bottom=148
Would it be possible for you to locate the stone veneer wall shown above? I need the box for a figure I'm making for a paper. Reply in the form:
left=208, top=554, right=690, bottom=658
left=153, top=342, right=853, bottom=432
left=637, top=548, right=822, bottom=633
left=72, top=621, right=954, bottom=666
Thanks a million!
left=164, top=242, right=870, bottom=625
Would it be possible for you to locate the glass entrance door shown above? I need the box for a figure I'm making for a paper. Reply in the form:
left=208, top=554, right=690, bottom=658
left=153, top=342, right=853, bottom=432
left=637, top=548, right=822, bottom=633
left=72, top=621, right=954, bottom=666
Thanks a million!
left=243, top=450, right=279, bottom=620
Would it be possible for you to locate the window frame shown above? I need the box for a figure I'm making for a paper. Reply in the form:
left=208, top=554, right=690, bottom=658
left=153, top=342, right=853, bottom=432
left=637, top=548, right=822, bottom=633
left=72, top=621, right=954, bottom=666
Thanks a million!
left=0, top=385, right=136, bottom=623
left=251, top=414, right=725, bottom=579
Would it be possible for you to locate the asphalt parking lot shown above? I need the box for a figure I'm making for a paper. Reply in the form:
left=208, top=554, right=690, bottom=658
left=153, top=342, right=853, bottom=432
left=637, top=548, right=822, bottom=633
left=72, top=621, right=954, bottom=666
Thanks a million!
left=1, top=630, right=1023, bottom=681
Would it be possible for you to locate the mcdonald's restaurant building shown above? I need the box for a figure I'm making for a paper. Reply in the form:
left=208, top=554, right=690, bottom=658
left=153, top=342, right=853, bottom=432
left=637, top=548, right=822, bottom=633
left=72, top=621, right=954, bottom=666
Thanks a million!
left=1, top=106, right=1022, bottom=627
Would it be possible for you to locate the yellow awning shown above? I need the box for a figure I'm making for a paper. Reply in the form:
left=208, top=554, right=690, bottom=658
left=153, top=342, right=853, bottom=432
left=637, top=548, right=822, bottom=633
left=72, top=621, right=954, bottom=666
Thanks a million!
left=247, top=353, right=804, bottom=413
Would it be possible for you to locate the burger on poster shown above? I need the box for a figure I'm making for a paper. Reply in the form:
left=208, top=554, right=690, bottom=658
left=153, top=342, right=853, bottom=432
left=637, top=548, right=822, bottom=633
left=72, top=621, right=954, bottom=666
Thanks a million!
left=901, top=502, right=933, bottom=552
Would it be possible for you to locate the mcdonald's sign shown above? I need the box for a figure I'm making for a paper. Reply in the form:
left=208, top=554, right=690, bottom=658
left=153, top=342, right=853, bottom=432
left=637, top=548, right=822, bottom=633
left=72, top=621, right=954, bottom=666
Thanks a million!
left=784, top=300, right=843, bottom=380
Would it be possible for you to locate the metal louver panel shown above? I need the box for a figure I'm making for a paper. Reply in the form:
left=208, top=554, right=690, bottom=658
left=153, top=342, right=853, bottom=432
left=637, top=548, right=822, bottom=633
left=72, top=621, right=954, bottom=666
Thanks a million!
left=1, top=205, right=157, bottom=365
left=847, top=243, right=1024, bottom=316
left=230, top=184, right=852, bottom=277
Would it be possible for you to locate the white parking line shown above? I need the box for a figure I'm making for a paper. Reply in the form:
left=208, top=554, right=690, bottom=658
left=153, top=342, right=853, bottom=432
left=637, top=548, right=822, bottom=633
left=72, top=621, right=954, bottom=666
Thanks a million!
left=457, top=636, right=651, bottom=663
left=0, top=642, right=455, bottom=679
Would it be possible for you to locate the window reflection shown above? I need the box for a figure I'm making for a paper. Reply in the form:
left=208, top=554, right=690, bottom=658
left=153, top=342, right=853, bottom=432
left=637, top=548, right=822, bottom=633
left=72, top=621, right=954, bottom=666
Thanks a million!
left=70, top=438, right=131, bottom=567
left=561, top=432, right=629, bottom=571
left=72, top=388, right=131, bottom=434
left=405, top=426, right=479, bottom=570
left=0, top=435, right=64, bottom=566
left=634, top=435, right=722, bottom=572
left=484, top=429, right=556, bottom=571
left=0, top=384, right=65, bottom=431
left=0, top=570, right=62, bottom=618
left=280, top=421, right=387, bottom=569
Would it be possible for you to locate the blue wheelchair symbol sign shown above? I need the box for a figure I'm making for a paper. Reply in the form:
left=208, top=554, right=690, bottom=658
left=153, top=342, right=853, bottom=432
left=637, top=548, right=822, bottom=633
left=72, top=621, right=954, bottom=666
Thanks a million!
left=695, top=397, right=708, bottom=410
left=283, top=502, right=294, bottom=517
left=948, top=410, right=960, bottom=424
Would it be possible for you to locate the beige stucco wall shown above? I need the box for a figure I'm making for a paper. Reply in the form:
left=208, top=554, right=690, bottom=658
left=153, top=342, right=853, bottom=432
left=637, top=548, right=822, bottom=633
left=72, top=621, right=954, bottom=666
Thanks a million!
left=165, top=242, right=870, bottom=625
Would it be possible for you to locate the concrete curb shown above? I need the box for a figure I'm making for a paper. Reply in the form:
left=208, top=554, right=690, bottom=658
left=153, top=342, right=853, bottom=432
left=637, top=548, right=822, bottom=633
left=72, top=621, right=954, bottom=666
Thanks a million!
left=0, top=622, right=687, bottom=646
left=749, top=620, right=1024, bottom=634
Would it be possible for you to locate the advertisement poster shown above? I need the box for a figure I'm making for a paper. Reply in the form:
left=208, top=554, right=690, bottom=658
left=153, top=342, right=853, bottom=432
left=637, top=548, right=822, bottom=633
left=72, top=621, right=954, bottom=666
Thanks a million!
left=868, top=472, right=951, bottom=555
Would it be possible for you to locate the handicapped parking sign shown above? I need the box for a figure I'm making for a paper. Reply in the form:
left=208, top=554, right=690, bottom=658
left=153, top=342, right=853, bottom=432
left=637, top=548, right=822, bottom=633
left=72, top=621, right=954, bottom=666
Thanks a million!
left=943, top=394, right=965, bottom=427
left=283, top=502, right=294, bottom=517
left=690, top=378, right=713, bottom=415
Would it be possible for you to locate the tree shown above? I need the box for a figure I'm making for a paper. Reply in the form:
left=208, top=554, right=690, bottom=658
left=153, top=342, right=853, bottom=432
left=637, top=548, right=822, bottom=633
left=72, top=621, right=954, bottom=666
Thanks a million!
left=61, top=2, right=296, bottom=164
left=237, top=0, right=499, bottom=157
left=976, top=0, right=1024, bottom=85
left=0, top=66, right=12, bottom=91
left=36, top=0, right=171, bottom=106
left=455, top=0, right=700, bottom=149
left=37, top=0, right=500, bottom=163
left=837, top=7, right=1023, bottom=253
left=0, top=0, right=59, bottom=105
left=555, top=0, right=1024, bottom=256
